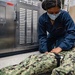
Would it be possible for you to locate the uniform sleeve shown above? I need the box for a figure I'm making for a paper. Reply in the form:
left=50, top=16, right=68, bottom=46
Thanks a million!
left=38, top=17, right=48, bottom=53
left=59, top=12, right=75, bottom=50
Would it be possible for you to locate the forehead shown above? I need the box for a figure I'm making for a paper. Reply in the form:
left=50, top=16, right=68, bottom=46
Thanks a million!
left=47, top=6, right=60, bottom=13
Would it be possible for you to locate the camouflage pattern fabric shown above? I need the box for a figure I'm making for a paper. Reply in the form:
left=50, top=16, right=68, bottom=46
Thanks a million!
left=0, top=53, right=57, bottom=75
left=52, top=49, right=75, bottom=75
left=0, top=48, right=75, bottom=75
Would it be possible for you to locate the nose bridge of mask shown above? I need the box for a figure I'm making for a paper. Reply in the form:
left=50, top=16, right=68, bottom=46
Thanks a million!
left=47, top=12, right=61, bottom=20
left=52, top=14, right=56, bottom=18
left=54, top=12, right=60, bottom=16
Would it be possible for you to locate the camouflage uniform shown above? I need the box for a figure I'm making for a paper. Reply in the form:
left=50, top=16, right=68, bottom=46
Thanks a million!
left=0, top=48, right=75, bottom=75
left=52, top=49, right=75, bottom=75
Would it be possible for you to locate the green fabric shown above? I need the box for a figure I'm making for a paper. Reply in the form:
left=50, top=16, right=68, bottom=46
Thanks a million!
left=0, top=48, right=75, bottom=75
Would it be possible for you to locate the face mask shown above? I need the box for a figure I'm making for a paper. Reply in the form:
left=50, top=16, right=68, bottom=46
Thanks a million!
left=47, top=12, right=61, bottom=20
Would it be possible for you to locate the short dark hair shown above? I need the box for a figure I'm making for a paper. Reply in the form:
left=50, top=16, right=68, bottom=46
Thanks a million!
left=42, top=0, right=61, bottom=10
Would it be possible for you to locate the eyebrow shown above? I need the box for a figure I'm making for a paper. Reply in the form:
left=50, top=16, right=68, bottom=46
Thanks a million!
left=48, top=10, right=60, bottom=14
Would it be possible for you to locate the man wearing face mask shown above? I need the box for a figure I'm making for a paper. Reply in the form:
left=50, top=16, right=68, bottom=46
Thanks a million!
left=1, top=0, right=75, bottom=75
left=38, top=0, right=75, bottom=54
left=37, top=0, right=75, bottom=74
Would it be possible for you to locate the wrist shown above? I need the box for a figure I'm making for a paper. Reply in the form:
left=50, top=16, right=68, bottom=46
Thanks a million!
left=58, top=47, right=62, bottom=51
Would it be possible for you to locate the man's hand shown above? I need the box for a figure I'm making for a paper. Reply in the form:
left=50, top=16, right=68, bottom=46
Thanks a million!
left=51, top=47, right=62, bottom=54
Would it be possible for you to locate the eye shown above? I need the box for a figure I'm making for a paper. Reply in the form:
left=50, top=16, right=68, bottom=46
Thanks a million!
left=55, top=11, right=59, bottom=14
left=50, top=12, right=54, bottom=14
left=49, top=11, right=59, bottom=14
left=48, top=10, right=60, bottom=14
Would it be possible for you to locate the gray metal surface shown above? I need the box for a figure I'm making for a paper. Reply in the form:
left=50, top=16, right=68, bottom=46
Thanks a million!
left=17, top=1, right=40, bottom=45
left=0, top=0, right=41, bottom=54
left=0, top=1, right=15, bottom=49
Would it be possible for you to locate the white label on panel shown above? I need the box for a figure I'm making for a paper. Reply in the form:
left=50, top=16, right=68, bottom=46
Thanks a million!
left=20, top=0, right=27, bottom=3
left=19, top=8, right=25, bottom=44
left=26, top=9, right=32, bottom=43
left=33, top=10, right=38, bottom=43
